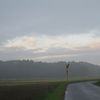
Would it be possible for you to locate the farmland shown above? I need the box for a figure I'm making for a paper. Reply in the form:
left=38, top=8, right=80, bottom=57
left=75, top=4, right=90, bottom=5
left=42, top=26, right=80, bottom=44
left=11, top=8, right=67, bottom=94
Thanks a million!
left=0, top=78, right=100, bottom=100
left=0, top=79, right=67, bottom=100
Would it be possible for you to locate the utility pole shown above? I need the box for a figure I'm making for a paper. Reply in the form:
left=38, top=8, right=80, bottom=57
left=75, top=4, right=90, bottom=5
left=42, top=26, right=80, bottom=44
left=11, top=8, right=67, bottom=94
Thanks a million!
left=66, top=64, right=69, bottom=82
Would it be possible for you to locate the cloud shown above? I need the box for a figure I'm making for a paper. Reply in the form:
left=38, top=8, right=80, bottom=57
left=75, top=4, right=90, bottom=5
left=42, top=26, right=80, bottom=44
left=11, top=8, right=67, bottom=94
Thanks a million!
left=1, top=33, right=100, bottom=55
left=1, top=0, right=100, bottom=43
left=85, top=40, right=100, bottom=49
left=1, top=0, right=100, bottom=66
left=73, top=40, right=100, bottom=52
left=1, top=37, right=100, bottom=65
left=3, top=36, right=37, bottom=50
left=33, top=50, right=46, bottom=53
left=34, top=54, right=85, bottom=60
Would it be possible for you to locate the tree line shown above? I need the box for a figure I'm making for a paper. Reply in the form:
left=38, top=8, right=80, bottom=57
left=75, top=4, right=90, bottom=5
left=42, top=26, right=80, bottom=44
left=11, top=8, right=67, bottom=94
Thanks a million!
left=0, top=60, right=100, bottom=79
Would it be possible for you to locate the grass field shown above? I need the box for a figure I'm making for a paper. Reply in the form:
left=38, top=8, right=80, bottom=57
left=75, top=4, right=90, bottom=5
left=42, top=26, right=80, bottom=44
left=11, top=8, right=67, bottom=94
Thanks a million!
left=42, top=83, right=67, bottom=100
left=0, top=77, right=100, bottom=100
left=93, top=80, right=100, bottom=86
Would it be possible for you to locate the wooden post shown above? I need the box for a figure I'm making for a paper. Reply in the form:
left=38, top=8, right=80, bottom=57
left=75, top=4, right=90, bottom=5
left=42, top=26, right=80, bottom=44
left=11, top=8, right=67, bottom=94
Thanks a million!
left=66, top=64, right=69, bottom=82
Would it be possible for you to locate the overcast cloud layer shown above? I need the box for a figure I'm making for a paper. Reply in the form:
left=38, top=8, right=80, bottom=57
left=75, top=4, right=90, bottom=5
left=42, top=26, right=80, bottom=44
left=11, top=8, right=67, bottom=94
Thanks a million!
left=1, top=0, right=100, bottom=65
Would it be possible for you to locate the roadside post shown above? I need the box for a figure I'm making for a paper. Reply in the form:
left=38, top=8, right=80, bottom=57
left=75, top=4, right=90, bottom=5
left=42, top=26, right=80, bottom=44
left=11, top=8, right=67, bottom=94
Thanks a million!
left=66, top=64, right=69, bottom=82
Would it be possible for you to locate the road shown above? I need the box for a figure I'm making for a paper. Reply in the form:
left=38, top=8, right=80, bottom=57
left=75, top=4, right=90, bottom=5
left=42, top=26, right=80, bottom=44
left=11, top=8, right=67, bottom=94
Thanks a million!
left=64, top=81, right=100, bottom=100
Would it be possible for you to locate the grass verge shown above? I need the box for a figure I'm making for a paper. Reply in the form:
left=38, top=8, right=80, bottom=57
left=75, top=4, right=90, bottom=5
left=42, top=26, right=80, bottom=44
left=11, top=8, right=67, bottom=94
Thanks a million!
left=42, top=83, right=67, bottom=100
left=93, top=80, right=100, bottom=86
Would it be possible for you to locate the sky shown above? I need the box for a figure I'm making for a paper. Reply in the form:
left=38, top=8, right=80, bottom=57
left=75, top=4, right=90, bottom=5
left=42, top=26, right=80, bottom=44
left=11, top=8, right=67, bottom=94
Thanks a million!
left=1, top=0, right=100, bottom=65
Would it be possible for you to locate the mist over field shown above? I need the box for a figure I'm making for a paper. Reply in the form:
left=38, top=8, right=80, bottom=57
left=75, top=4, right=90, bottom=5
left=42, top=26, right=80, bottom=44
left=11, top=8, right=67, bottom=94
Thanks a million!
left=0, top=60, right=100, bottom=79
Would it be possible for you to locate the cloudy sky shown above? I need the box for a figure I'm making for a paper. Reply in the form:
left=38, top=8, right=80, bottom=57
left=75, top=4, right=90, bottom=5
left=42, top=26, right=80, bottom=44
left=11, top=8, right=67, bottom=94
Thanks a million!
left=1, top=0, right=100, bottom=65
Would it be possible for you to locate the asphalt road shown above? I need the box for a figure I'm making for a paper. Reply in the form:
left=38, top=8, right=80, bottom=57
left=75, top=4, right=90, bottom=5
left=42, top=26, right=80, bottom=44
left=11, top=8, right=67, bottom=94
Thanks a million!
left=64, top=81, right=100, bottom=100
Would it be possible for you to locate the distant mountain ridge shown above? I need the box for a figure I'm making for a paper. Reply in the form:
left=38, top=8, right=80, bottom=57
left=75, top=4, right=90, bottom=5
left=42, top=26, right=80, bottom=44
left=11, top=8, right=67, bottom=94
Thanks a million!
left=0, top=60, right=100, bottom=79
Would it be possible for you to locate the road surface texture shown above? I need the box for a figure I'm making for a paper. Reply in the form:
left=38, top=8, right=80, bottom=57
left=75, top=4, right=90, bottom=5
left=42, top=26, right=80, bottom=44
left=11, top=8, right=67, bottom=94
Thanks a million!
left=64, top=81, right=100, bottom=100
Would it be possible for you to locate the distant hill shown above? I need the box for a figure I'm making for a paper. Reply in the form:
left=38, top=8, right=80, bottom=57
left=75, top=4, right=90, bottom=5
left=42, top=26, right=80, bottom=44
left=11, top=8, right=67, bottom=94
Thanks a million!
left=0, top=60, right=100, bottom=79
left=68, top=61, right=100, bottom=78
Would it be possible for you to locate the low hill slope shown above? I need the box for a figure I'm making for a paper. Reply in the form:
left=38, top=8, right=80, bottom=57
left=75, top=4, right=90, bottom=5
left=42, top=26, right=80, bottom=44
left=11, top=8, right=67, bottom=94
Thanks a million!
left=0, top=60, right=100, bottom=79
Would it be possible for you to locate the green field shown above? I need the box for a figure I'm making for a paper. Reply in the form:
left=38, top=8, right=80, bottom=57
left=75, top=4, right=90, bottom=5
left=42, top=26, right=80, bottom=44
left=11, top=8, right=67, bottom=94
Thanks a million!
left=93, top=80, right=100, bottom=86
left=0, top=77, right=100, bottom=100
